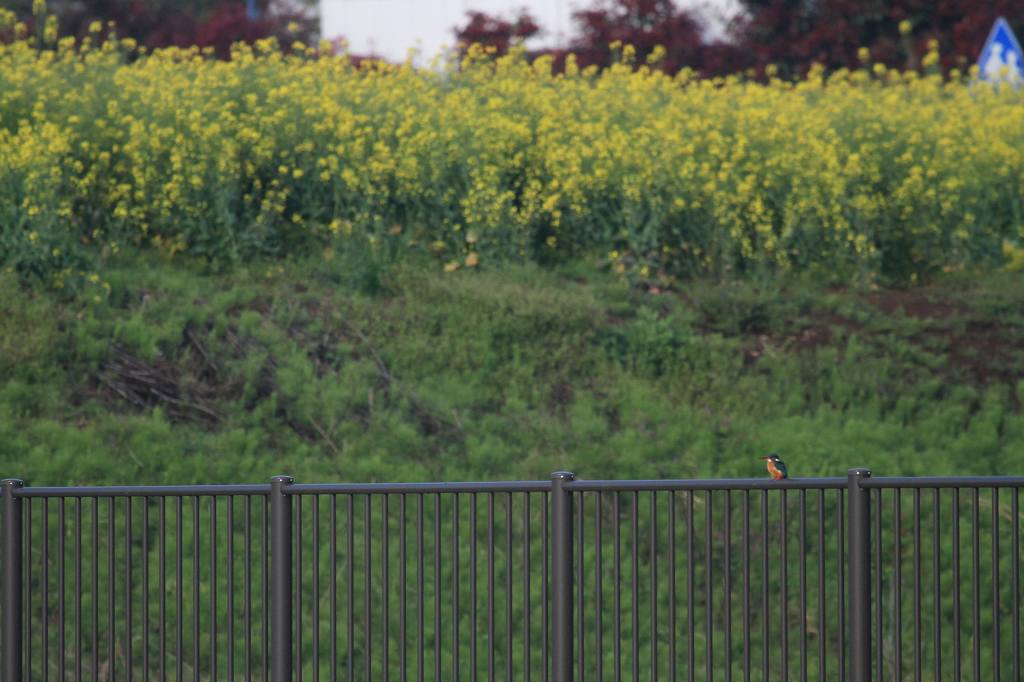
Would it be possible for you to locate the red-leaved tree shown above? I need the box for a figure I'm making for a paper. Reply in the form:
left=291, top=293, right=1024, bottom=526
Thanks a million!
left=8, top=0, right=317, bottom=56
left=454, top=0, right=1024, bottom=77
left=570, top=0, right=704, bottom=72
left=454, top=0, right=748, bottom=75
left=454, top=9, right=540, bottom=55
left=729, top=0, right=1024, bottom=76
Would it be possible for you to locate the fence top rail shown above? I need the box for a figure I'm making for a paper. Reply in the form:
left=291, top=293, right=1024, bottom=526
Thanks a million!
left=860, top=475, right=1024, bottom=489
left=564, top=477, right=847, bottom=491
left=12, top=484, right=272, bottom=498
left=287, top=481, right=552, bottom=495
left=9, top=474, right=1024, bottom=498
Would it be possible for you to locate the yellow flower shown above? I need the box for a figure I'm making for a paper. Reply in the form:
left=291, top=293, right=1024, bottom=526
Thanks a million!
left=898, top=20, right=912, bottom=36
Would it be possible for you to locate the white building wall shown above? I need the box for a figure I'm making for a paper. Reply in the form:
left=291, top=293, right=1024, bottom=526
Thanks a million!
left=321, top=0, right=737, bottom=65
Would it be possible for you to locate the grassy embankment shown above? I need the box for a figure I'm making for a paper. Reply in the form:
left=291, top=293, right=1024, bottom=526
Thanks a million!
left=3, top=252, right=1022, bottom=485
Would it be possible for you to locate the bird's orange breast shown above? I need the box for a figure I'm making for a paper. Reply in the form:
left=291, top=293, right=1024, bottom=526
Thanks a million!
left=767, top=461, right=785, bottom=480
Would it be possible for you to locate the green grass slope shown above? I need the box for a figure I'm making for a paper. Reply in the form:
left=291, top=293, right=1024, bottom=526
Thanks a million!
left=2, top=254, right=1023, bottom=486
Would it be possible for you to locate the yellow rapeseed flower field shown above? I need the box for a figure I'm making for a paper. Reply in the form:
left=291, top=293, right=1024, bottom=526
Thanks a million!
left=2, top=11, right=1023, bottom=287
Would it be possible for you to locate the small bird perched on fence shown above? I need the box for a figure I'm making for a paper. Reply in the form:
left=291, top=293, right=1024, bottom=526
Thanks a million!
left=760, top=453, right=788, bottom=480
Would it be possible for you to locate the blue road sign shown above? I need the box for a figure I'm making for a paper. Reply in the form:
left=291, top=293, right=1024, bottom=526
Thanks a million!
left=978, top=17, right=1024, bottom=83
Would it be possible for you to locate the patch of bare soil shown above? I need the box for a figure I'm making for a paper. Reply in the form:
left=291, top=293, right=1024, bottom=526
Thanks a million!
left=742, top=312, right=862, bottom=365
left=866, top=290, right=969, bottom=320
left=916, top=320, right=1023, bottom=387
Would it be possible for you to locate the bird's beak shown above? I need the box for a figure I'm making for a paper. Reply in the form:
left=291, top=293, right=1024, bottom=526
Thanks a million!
left=759, top=456, right=771, bottom=460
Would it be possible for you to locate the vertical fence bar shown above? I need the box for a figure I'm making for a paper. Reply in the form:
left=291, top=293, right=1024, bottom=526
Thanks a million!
left=330, top=496, right=338, bottom=682
left=614, top=492, right=621, bottom=682
left=894, top=489, right=902, bottom=682
left=141, top=498, right=148, bottom=679
left=669, top=492, right=676, bottom=682
left=192, top=497, right=200, bottom=681
left=434, top=494, right=442, bottom=682
left=264, top=497, right=270, bottom=682
left=453, top=493, right=460, bottom=682
left=551, top=471, right=575, bottom=682
left=1013, top=488, right=1020, bottom=682
left=25, top=498, right=31, bottom=682
left=76, top=498, right=83, bottom=681
left=596, top=493, right=603, bottom=682
left=176, top=498, right=183, bottom=682
left=504, top=493, right=511, bottom=682
left=42, top=493, right=48, bottom=679
left=311, top=497, right=318, bottom=682
left=992, top=488, right=1000, bottom=682
left=295, top=496, right=302, bottom=682
left=799, top=490, right=807, bottom=682
left=972, top=489, right=980, bottom=682
left=401, top=494, right=408, bottom=682
left=542, top=491, right=548, bottom=682
left=125, top=497, right=133, bottom=682
left=419, top=495, right=426, bottom=682
left=248, top=496, right=254, bottom=682
left=488, top=493, right=495, bottom=682
left=761, top=490, right=769, bottom=682
left=348, top=495, right=355, bottom=682
left=817, top=490, right=826, bottom=682
left=933, top=489, right=941, bottom=682
left=847, top=468, right=872, bottom=682
left=365, top=495, right=372, bottom=682
left=873, top=489, right=881, bottom=682
left=60, top=498, right=66, bottom=682
left=631, top=492, right=639, bottom=682
left=271, top=475, right=295, bottom=682
left=210, top=497, right=217, bottom=682
left=470, top=494, right=477, bottom=682
left=93, top=498, right=100, bottom=682
left=576, top=494, right=584, bottom=682
left=781, top=490, right=788, bottom=682
left=744, top=491, right=751, bottom=682
left=524, top=493, right=531, bottom=682
left=838, top=489, right=846, bottom=682
left=705, top=490, right=713, bottom=682
left=651, top=491, right=658, bottom=682
left=913, top=489, right=921, bottom=682
left=2, top=479, right=24, bottom=682
left=724, top=491, right=732, bottom=682
left=951, top=489, right=959, bottom=682
left=687, top=491, right=694, bottom=682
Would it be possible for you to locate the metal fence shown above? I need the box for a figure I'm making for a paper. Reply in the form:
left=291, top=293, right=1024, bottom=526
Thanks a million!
left=1, top=469, right=1022, bottom=681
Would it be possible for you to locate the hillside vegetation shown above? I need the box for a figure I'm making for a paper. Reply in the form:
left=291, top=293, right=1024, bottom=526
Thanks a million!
left=2, top=254, right=1022, bottom=485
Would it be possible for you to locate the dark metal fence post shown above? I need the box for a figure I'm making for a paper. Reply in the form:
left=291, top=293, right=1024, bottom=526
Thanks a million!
left=848, top=468, right=872, bottom=682
left=551, top=471, right=575, bottom=682
left=2, top=478, right=24, bottom=682
left=270, top=475, right=294, bottom=682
